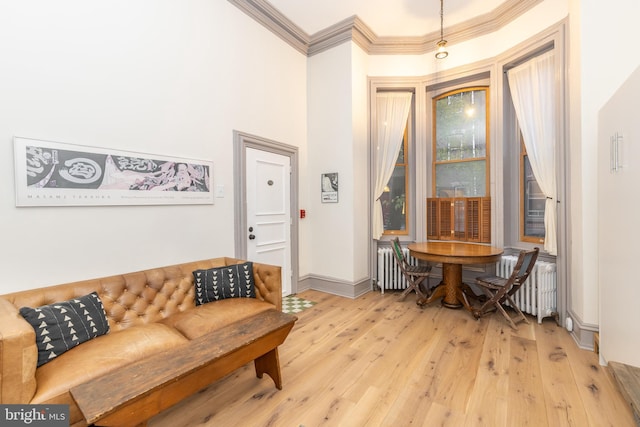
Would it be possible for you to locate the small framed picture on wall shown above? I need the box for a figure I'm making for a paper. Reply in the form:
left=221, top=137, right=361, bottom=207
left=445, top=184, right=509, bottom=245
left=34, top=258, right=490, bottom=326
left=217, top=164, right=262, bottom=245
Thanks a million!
left=321, top=172, right=338, bottom=203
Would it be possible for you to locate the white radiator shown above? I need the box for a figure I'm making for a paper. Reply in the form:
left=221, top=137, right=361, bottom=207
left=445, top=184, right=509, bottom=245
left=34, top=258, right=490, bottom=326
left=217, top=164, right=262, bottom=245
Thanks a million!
left=497, top=255, right=557, bottom=323
left=376, top=247, right=418, bottom=293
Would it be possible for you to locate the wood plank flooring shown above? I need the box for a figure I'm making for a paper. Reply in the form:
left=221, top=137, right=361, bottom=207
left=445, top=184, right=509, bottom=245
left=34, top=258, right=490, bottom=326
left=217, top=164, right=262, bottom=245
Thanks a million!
left=150, top=290, right=636, bottom=427
left=609, top=362, right=640, bottom=423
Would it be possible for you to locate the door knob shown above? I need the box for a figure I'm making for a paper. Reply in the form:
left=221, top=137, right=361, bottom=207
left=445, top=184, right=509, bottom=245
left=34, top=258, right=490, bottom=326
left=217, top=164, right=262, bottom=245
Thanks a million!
left=249, top=234, right=256, bottom=240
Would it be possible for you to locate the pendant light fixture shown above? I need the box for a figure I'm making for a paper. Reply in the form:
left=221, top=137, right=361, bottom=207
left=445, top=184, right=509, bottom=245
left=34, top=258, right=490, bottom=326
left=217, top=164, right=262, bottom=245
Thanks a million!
left=435, top=0, right=448, bottom=59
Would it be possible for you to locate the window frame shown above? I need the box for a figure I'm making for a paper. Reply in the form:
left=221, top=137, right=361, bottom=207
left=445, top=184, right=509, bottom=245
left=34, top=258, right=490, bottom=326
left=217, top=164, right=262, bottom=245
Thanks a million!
left=428, top=86, right=491, bottom=243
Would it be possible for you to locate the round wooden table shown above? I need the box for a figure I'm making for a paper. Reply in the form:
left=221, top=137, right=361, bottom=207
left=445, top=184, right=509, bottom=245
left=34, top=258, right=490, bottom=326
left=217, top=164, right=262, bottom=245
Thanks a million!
left=408, top=242, right=503, bottom=310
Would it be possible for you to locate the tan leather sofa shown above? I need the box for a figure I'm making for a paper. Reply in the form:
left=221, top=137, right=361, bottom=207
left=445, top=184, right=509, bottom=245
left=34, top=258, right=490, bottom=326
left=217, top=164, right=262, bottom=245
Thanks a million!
left=0, top=257, right=282, bottom=427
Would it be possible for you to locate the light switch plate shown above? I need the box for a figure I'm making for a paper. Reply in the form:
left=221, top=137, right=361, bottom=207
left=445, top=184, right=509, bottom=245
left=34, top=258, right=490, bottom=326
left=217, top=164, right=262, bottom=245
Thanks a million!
left=215, top=184, right=224, bottom=198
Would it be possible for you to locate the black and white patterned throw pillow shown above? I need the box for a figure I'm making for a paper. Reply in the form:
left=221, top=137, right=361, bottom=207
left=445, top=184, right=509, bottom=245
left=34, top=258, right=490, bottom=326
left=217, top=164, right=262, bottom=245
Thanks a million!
left=19, top=292, right=110, bottom=367
left=192, top=261, right=256, bottom=306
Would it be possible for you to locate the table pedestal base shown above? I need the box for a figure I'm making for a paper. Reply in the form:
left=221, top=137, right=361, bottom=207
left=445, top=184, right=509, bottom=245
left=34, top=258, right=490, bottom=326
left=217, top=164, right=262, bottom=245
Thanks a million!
left=417, top=263, right=477, bottom=311
left=442, top=263, right=462, bottom=308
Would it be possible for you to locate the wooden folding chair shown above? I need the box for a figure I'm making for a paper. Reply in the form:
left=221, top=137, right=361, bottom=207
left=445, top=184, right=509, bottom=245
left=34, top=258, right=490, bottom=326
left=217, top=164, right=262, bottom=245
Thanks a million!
left=473, top=248, right=539, bottom=329
left=390, top=237, right=432, bottom=303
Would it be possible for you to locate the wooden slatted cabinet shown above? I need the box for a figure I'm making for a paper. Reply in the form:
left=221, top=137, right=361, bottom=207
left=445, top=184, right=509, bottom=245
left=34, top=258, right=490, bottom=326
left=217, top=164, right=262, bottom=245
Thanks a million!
left=426, top=197, right=491, bottom=243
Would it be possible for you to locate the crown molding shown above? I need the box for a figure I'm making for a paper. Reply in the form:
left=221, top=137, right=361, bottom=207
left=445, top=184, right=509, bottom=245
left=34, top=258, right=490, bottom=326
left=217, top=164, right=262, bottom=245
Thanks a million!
left=307, top=16, right=366, bottom=57
left=228, top=0, right=310, bottom=55
left=228, top=0, right=544, bottom=57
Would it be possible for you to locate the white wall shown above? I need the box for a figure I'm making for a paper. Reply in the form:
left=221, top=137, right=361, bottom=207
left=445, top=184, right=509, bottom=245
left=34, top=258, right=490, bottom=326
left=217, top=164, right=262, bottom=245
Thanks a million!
left=351, top=44, right=371, bottom=282
left=0, top=0, right=308, bottom=293
left=303, top=41, right=372, bottom=288
left=570, top=0, right=640, bottom=327
left=306, top=43, right=358, bottom=281
left=598, top=65, right=640, bottom=367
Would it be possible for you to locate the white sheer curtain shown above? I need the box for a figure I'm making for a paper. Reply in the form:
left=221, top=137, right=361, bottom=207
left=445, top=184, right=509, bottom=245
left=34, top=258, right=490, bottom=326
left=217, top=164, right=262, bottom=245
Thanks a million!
left=507, top=51, right=557, bottom=255
left=373, top=92, right=412, bottom=240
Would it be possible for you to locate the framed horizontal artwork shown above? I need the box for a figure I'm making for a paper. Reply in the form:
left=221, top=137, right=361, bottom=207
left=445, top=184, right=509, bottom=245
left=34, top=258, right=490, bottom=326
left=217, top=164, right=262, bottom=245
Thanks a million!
left=321, top=172, right=338, bottom=203
left=14, top=136, right=214, bottom=207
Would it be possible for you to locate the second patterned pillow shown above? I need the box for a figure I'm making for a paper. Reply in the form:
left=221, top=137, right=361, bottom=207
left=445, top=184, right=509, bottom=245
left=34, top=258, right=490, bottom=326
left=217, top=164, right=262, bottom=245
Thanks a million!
left=192, top=261, right=256, bottom=306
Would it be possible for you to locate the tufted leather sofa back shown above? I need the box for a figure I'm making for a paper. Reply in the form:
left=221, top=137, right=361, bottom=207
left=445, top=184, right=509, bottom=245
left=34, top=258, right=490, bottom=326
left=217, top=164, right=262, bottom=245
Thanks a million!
left=2, top=257, right=282, bottom=333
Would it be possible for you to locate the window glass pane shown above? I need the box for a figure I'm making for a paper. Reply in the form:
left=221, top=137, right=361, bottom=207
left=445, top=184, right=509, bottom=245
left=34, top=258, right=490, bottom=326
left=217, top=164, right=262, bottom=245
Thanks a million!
left=382, top=166, right=406, bottom=231
left=396, top=142, right=405, bottom=163
left=523, top=155, right=545, bottom=237
left=435, top=160, right=486, bottom=197
left=435, top=90, right=486, bottom=161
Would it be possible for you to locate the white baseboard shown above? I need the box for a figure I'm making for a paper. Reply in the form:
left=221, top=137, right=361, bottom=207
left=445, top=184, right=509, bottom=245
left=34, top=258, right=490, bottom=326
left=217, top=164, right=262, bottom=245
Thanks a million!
left=567, top=309, right=598, bottom=352
left=297, top=274, right=371, bottom=299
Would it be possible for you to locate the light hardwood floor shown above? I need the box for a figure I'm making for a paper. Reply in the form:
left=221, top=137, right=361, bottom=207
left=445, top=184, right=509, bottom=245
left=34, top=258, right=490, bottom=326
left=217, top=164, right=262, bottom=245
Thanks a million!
left=150, top=290, right=636, bottom=426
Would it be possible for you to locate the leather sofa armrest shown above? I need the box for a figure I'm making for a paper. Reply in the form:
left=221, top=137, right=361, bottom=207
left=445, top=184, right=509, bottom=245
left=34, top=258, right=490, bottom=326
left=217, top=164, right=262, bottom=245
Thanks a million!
left=0, top=297, right=38, bottom=403
left=253, top=262, right=282, bottom=311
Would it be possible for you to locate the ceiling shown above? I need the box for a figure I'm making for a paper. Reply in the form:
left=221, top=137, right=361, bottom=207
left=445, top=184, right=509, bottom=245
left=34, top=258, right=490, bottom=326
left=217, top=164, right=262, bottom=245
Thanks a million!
left=267, top=0, right=510, bottom=37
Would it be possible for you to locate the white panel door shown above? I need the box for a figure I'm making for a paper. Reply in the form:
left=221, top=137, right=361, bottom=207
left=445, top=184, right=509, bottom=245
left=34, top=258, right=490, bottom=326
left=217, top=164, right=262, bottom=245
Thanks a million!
left=246, top=147, right=292, bottom=296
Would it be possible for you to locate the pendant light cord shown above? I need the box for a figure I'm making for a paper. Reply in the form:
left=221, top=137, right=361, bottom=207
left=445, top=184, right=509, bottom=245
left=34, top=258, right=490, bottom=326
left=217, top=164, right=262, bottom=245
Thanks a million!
left=440, top=0, right=444, bottom=41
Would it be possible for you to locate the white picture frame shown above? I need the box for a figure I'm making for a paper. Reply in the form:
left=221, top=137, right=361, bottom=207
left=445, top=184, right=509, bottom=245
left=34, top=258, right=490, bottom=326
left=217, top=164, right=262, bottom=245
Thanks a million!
left=14, top=136, right=214, bottom=207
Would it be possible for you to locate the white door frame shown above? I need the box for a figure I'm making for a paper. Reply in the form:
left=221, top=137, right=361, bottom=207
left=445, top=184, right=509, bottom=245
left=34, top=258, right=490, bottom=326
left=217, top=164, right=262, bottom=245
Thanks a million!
left=233, top=130, right=299, bottom=295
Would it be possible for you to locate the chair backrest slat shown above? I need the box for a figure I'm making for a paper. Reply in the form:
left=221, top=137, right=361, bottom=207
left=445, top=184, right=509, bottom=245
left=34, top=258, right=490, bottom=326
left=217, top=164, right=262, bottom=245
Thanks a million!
left=506, top=247, right=539, bottom=297
left=517, top=250, right=538, bottom=282
left=391, top=237, right=405, bottom=265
